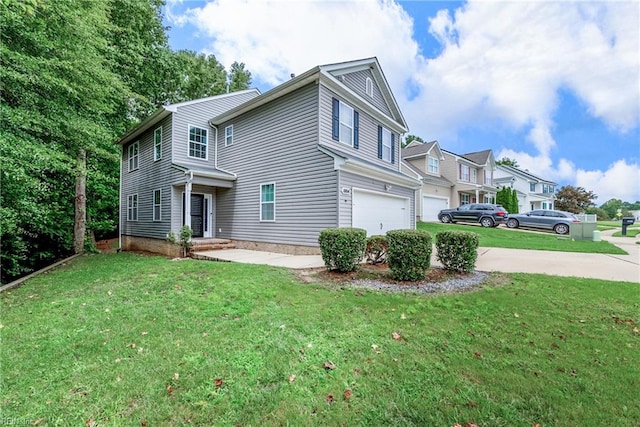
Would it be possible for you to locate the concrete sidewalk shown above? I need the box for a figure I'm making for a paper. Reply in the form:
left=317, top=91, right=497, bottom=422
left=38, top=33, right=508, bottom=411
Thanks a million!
left=194, top=229, right=639, bottom=282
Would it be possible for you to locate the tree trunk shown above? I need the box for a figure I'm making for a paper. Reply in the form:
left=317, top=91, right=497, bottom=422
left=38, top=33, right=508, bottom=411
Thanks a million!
left=73, top=148, right=87, bottom=254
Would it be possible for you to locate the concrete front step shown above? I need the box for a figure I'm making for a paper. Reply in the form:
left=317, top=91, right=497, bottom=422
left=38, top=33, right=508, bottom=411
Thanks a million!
left=189, top=239, right=235, bottom=255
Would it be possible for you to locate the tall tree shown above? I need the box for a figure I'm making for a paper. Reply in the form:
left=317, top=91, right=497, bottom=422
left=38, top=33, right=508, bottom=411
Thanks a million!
left=554, top=185, right=597, bottom=213
left=1, top=0, right=124, bottom=282
left=403, top=134, right=424, bottom=148
left=227, top=61, right=252, bottom=93
left=496, top=157, right=520, bottom=168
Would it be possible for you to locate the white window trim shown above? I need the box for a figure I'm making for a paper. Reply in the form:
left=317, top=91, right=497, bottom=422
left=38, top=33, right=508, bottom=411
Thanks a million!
left=225, top=125, right=234, bottom=147
left=153, top=189, right=161, bottom=222
left=260, top=182, right=276, bottom=222
left=471, top=168, right=477, bottom=184
left=127, top=194, right=138, bottom=221
left=153, top=127, right=162, bottom=161
left=365, top=77, right=373, bottom=97
left=460, top=164, right=470, bottom=182
left=428, top=156, right=439, bottom=174
left=187, top=124, right=208, bottom=160
left=338, top=101, right=354, bottom=146
left=128, top=141, right=139, bottom=172
left=381, top=127, right=392, bottom=162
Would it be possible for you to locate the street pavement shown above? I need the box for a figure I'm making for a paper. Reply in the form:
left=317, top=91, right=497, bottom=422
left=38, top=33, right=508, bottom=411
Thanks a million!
left=194, top=229, right=639, bottom=283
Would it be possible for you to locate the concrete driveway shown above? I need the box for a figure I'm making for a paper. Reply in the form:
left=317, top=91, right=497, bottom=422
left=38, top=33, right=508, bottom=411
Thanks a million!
left=194, top=229, right=639, bottom=283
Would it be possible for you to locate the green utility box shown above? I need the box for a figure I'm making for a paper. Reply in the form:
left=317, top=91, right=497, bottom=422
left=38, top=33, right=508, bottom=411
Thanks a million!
left=569, top=222, right=598, bottom=240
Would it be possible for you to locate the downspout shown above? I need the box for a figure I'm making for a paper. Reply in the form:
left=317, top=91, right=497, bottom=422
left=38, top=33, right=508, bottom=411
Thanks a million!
left=118, top=145, right=123, bottom=251
left=209, top=122, right=238, bottom=178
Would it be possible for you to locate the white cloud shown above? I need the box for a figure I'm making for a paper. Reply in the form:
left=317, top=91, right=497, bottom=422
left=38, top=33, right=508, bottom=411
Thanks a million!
left=576, top=160, right=640, bottom=204
left=172, top=0, right=420, bottom=89
left=167, top=0, right=639, bottom=201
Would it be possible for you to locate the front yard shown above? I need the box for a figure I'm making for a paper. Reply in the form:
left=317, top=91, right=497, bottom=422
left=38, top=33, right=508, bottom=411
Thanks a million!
left=417, top=222, right=627, bottom=254
left=1, top=253, right=638, bottom=426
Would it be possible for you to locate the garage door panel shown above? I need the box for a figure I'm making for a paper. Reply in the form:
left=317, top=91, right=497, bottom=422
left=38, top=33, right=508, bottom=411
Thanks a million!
left=353, top=190, right=410, bottom=236
left=423, top=196, right=449, bottom=222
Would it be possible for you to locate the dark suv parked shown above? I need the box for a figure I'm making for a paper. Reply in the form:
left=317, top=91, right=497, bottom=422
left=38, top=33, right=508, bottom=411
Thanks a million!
left=438, top=203, right=508, bottom=227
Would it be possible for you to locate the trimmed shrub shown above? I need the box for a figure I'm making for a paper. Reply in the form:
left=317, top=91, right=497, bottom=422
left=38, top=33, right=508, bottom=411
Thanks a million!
left=365, top=235, right=388, bottom=264
left=318, top=228, right=366, bottom=272
left=435, top=230, right=479, bottom=273
left=386, top=229, right=432, bottom=281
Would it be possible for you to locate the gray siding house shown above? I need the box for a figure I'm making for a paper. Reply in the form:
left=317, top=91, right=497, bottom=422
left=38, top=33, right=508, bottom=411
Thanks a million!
left=117, top=58, right=421, bottom=255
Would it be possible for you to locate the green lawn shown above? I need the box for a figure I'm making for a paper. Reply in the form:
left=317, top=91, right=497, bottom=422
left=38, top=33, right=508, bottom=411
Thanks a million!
left=1, top=253, right=638, bottom=426
left=417, top=222, right=626, bottom=254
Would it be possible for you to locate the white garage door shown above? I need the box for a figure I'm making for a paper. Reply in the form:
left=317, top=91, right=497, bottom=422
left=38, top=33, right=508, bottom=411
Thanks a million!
left=352, top=189, right=410, bottom=236
left=422, top=196, right=449, bottom=222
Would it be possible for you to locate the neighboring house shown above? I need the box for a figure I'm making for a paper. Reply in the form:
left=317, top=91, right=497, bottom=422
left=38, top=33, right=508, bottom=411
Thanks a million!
left=401, top=143, right=498, bottom=221
left=493, top=164, right=556, bottom=212
left=401, top=141, right=453, bottom=221
left=117, top=57, right=421, bottom=256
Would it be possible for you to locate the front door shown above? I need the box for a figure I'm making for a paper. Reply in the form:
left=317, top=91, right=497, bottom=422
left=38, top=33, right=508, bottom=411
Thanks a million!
left=190, top=194, right=204, bottom=238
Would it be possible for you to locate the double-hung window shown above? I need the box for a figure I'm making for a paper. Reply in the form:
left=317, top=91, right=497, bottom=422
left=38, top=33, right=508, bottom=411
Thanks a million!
left=460, top=194, right=470, bottom=205
left=460, top=164, right=470, bottom=182
left=331, top=98, right=359, bottom=148
left=153, top=189, right=161, bottom=221
left=225, top=125, right=233, bottom=146
left=127, top=194, right=138, bottom=221
left=128, top=142, right=139, bottom=171
left=154, top=127, right=162, bottom=161
left=260, top=183, right=275, bottom=221
left=377, top=126, right=395, bottom=163
left=530, top=182, right=536, bottom=192
left=471, top=168, right=477, bottom=184
left=188, top=125, right=208, bottom=159
left=428, top=156, right=439, bottom=174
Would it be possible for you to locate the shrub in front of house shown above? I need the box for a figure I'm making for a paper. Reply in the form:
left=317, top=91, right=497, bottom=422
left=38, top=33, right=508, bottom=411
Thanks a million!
left=318, top=228, right=366, bottom=272
left=435, top=230, right=479, bottom=273
left=386, top=229, right=432, bottom=281
left=365, top=235, right=388, bottom=264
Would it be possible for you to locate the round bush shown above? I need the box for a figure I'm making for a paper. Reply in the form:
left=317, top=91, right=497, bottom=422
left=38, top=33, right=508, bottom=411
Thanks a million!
left=435, top=230, right=479, bottom=273
left=318, top=228, right=366, bottom=272
left=386, top=229, right=432, bottom=281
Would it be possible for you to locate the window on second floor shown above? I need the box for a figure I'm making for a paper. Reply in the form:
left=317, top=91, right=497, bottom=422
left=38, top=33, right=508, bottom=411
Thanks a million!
left=128, top=141, right=139, bottom=172
left=530, top=182, right=536, bottom=192
left=154, top=127, right=162, bottom=161
left=225, top=125, right=233, bottom=147
left=332, top=98, right=359, bottom=148
left=378, top=127, right=394, bottom=163
left=471, top=168, right=477, bottom=184
left=428, top=156, right=439, bottom=174
left=542, top=184, right=554, bottom=194
left=460, top=164, right=470, bottom=182
left=188, top=125, right=208, bottom=159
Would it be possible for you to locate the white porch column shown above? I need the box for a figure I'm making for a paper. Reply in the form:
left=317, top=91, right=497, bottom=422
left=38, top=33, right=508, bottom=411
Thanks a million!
left=184, top=172, right=192, bottom=228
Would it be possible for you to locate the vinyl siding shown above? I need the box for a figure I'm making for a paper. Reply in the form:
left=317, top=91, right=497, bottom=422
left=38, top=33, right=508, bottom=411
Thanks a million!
left=338, top=69, right=392, bottom=116
left=215, top=83, right=339, bottom=246
left=319, top=85, right=401, bottom=173
left=338, top=171, right=416, bottom=229
left=120, top=115, right=173, bottom=239
left=172, top=91, right=259, bottom=167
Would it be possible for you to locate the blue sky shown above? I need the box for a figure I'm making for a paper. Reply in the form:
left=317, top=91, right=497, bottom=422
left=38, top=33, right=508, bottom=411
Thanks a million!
left=164, top=0, right=639, bottom=203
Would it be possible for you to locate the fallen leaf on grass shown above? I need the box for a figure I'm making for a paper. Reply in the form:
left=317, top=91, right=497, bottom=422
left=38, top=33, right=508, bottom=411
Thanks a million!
left=141, top=422, right=148, bottom=427
left=289, top=374, right=296, bottom=383
left=326, top=394, right=334, bottom=404
left=214, top=378, right=223, bottom=388
left=401, top=313, right=406, bottom=320
left=473, top=352, right=482, bottom=359
left=323, top=361, right=336, bottom=370
left=86, top=419, right=97, bottom=427
left=128, top=343, right=136, bottom=349
left=172, top=373, right=179, bottom=381
left=343, top=389, right=351, bottom=400
left=392, top=332, right=402, bottom=341
left=166, top=385, right=174, bottom=395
